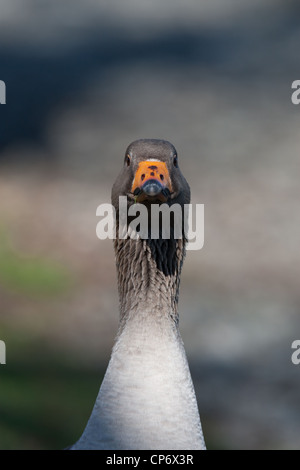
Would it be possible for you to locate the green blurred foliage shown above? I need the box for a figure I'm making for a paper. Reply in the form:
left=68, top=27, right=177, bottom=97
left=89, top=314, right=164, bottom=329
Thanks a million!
left=0, top=229, right=100, bottom=449
left=0, top=327, right=103, bottom=449
left=0, top=231, right=72, bottom=297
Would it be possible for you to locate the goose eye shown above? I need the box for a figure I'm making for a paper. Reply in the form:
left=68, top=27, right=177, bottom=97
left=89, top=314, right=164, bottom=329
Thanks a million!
left=173, top=154, right=178, bottom=168
left=125, top=155, right=131, bottom=167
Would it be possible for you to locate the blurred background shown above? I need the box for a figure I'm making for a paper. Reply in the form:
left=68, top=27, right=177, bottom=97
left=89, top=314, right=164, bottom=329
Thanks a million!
left=0, top=0, right=300, bottom=449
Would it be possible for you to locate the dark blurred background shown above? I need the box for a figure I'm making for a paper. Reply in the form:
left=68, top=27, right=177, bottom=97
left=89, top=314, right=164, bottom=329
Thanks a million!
left=0, top=0, right=300, bottom=449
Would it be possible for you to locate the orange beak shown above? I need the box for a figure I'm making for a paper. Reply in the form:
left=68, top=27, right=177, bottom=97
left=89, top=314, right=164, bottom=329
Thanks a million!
left=131, top=161, right=173, bottom=202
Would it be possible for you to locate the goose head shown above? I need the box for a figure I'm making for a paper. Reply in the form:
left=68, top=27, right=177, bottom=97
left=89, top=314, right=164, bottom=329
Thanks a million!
left=111, top=139, right=190, bottom=217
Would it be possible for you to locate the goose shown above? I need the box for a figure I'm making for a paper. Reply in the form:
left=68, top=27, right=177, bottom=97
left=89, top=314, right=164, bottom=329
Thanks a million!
left=71, top=139, right=206, bottom=450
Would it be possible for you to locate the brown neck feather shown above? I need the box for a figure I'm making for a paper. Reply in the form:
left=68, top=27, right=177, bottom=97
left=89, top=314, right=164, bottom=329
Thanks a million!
left=114, top=235, right=186, bottom=331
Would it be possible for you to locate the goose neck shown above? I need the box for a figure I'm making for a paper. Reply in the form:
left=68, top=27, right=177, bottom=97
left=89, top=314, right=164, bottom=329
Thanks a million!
left=114, top=237, right=186, bottom=326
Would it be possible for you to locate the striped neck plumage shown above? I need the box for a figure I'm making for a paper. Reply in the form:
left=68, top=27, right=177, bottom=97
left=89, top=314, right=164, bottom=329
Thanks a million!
left=114, top=234, right=186, bottom=330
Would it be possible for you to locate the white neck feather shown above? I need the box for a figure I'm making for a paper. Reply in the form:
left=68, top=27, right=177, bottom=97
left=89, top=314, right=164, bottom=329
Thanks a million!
left=72, top=311, right=206, bottom=450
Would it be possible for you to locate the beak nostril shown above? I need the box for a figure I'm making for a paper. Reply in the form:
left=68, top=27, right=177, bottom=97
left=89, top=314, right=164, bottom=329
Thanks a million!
left=141, top=174, right=145, bottom=181
left=160, top=174, right=164, bottom=181
left=133, top=187, right=141, bottom=196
